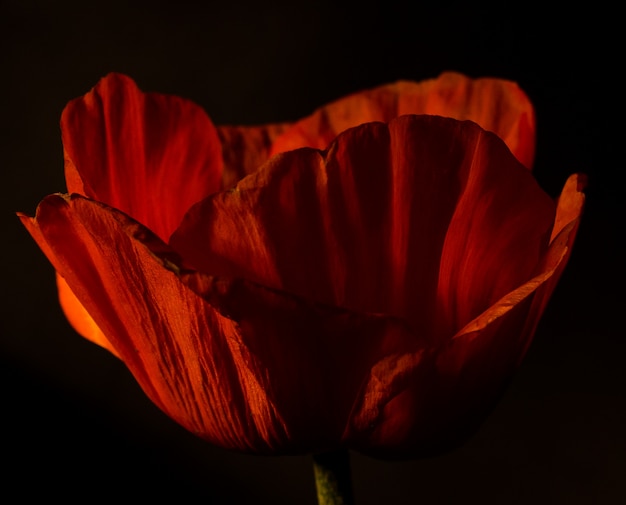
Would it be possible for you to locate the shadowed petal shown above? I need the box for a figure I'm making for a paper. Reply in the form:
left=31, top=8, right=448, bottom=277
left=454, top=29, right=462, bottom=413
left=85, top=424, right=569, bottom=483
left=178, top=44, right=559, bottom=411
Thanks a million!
left=351, top=296, right=533, bottom=459
left=18, top=194, right=430, bottom=454
left=19, top=195, right=288, bottom=452
left=354, top=174, right=586, bottom=457
left=270, top=72, right=536, bottom=168
left=353, top=174, right=585, bottom=459
left=62, top=73, right=223, bottom=241
left=172, top=270, right=429, bottom=452
left=172, top=115, right=553, bottom=342
left=433, top=128, right=555, bottom=339
left=517, top=172, right=587, bottom=358
left=217, top=122, right=291, bottom=189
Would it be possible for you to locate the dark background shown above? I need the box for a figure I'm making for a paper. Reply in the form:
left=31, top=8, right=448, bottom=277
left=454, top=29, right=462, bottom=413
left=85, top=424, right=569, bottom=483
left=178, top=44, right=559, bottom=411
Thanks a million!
left=1, top=1, right=623, bottom=503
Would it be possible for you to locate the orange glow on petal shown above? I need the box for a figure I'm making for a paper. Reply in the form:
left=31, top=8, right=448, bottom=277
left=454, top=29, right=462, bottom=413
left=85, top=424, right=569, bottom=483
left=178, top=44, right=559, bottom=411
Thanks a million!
left=270, top=71, right=536, bottom=168
left=550, top=173, right=587, bottom=243
left=56, top=273, right=119, bottom=358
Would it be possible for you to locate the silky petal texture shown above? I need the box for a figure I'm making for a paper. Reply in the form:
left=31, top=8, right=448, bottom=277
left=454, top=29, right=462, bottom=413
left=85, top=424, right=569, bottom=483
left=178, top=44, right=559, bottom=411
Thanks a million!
left=218, top=123, right=291, bottom=190
left=61, top=72, right=223, bottom=242
left=355, top=175, right=585, bottom=457
left=19, top=74, right=586, bottom=459
left=381, top=191, right=586, bottom=459
left=172, top=115, right=554, bottom=346
left=58, top=72, right=534, bottom=354
left=19, top=194, right=433, bottom=454
left=269, top=71, right=536, bottom=169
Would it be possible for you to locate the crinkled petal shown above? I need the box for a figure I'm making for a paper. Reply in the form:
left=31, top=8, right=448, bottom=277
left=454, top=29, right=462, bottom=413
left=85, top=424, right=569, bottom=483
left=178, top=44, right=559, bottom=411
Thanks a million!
left=217, top=123, right=291, bottom=189
left=19, top=195, right=287, bottom=452
left=20, top=207, right=115, bottom=357
left=270, top=71, right=536, bottom=168
left=172, top=115, right=553, bottom=342
left=18, top=194, right=430, bottom=454
left=172, top=270, right=429, bottom=453
left=62, top=73, right=223, bottom=241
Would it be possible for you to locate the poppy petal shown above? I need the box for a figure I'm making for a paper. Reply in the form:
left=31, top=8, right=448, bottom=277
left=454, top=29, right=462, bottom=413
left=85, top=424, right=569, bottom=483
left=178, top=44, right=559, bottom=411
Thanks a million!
left=270, top=71, right=536, bottom=168
left=61, top=73, right=223, bottom=241
left=433, top=129, right=555, bottom=340
left=19, top=73, right=584, bottom=461
left=550, top=173, right=587, bottom=243
left=450, top=173, right=585, bottom=360
left=171, top=115, right=551, bottom=343
left=56, top=273, right=119, bottom=357
left=352, top=294, right=534, bottom=458
left=348, top=177, right=584, bottom=458
left=170, top=269, right=428, bottom=452
left=346, top=268, right=553, bottom=458
left=19, top=195, right=289, bottom=452
left=217, top=122, right=291, bottom=189
left=518, top=172, right=587, bottom=355
left=19, top=194, right=430, bottom=453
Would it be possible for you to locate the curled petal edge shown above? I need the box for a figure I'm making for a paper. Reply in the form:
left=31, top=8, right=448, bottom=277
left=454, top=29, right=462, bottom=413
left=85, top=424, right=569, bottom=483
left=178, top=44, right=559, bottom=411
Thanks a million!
left=454, top=172, right=586, bottom=344
left=345, top=173, right=585, bottom=452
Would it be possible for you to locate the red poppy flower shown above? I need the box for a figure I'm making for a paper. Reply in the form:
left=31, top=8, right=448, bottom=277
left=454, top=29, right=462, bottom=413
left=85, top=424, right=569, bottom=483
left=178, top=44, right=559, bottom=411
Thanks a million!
left=19, top=72, right=585, bottom=459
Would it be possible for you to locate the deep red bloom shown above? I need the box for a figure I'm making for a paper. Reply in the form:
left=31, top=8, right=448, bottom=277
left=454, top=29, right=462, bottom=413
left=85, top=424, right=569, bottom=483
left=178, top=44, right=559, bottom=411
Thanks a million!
left=19, top=73, right=585, bottom=458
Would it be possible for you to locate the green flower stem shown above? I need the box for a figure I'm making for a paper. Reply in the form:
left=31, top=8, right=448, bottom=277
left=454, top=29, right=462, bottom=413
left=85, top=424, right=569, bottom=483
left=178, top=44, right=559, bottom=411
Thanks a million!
left=313, top=450, right=355, bottom=505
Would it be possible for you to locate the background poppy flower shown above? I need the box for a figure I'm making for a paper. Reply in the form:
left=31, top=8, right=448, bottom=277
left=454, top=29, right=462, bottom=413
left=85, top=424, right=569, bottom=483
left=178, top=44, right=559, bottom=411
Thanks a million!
left=18, top=73, right=585, bottom=461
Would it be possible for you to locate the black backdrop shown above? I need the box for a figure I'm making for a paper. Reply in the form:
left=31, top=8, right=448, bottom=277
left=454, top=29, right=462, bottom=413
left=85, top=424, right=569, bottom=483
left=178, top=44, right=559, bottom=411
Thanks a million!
left=1, top=1, right=623, bottom=503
